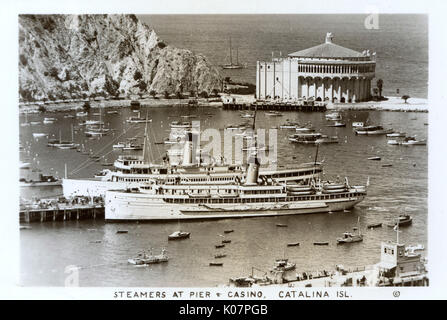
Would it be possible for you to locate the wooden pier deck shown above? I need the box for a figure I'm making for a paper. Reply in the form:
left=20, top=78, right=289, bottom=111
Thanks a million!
left=19, top=204, right=104, bottom=223
left=222, top=102, right=327, bottom=112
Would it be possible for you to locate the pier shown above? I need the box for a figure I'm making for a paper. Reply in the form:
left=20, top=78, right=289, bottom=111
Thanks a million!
left=19, top=197, right=104, bottom=223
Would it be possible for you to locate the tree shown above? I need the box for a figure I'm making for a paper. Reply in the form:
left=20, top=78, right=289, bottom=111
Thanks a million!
left=401, top=95, right=410, bottom=103
left=199, top=91, right=208, bottom=98
left=212, top=88, right=219, bottom=97
left=176, top=91, right=183, bottom=99
left=376, top=79, right=383, bottom=98
left=163, top=91, right=170, bottom=99
left=149, top=90, right=157, bottom=98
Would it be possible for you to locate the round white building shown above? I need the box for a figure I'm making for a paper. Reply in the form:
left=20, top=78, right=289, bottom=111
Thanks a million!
left=256, top=33, right=376, bottom=103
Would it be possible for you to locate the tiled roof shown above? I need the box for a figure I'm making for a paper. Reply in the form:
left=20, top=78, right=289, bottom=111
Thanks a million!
left=289, top=42, right=364, bottom=58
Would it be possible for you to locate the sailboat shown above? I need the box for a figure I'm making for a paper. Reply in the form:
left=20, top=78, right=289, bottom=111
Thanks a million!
left=85, top=109, right=110, bottom=136
left=221, top=37, right=244, bottom=69
left=54, top=125, right=79, bottom=149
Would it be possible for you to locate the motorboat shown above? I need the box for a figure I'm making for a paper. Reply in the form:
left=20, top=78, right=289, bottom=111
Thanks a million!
left=272, top=259, right=296, bottom=272
left=287, top=242, right=300, bottom=247
left=214, top=254, right=227, bottom=259
left=367, top=222, right=382, bottom=229
left=354, top=125, right=393, bottom=135
left=113, top=142, right=126, bottom=149
left=401, top=137, right=427, bottom=146
left=168, top=231, right=191, bottom=240
left=337, top=218, right=363, bottom=244
left=352, top=122, right=364, bottom=128
left=128, top=249, right=169, bottom=265
left=76, top=112, right=88, bottom=117
left=368, top=156, right=381, bottom=161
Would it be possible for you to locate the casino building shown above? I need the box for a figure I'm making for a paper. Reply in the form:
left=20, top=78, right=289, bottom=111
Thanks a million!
left=256, top=33, right=376, bottom=103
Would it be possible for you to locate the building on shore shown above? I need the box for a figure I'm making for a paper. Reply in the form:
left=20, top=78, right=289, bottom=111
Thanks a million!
left=256, top=33, right=376, bottom=103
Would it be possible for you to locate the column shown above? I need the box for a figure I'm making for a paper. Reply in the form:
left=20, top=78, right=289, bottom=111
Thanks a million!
left=306, top=78, right=310, bottom=99
left=330, top=79, right=334, bottom=102
left=347, top=79, right=351, bottom=103
left=272, top=62, right=276, bottom=99
left=337, top=78, right=341, bottom=102
left=314, top=78, right=317, bottom=99
left=297, top=76, right=300, bottom=99
left=264, top=62, right=267, bottom=99
left=322, top=79, right=325, bottom=101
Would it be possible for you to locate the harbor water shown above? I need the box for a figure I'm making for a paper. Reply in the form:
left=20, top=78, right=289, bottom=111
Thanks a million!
left=19, top=106, right=428, bottom=286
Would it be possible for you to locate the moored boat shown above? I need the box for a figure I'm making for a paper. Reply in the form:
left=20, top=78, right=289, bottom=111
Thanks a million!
left=128, top=249, right=169, bottom=265
left=354, top=125, right=393, bottom=135
left=168, top=231, right=190, bottom=240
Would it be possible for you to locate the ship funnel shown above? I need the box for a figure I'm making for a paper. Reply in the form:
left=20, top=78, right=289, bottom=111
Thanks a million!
left=182, top=132, right=197, bottom=166
left=245, top=153, right=260, bottom=185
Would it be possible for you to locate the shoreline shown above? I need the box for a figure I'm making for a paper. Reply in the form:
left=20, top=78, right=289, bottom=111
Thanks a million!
left=18, top=95, right=428, bottom=114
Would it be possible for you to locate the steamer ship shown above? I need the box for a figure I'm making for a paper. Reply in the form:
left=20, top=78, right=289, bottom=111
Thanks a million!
left=104, top=110, right=367, bottom=221
left=62, top=121, right=324, bottom=198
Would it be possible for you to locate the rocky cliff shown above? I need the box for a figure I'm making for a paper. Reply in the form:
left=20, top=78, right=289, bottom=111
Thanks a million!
left=19, top=14, right=222, bottom=102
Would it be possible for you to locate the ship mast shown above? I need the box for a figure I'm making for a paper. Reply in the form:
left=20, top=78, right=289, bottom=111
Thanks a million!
left=229, top=37, right=233, bottom=65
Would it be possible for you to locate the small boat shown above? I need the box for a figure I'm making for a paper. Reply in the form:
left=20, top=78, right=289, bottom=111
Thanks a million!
left=107, top=110, right=119, bottom=114
left=265, top=111, right=282, bottom=117
left=352, top=122, right=364, bottom=128
left=214, top=254, right=227, bottom=259
left=20, top=225, right=32, bottom=230
left=32, top=133, right=48, bottom=138
left=401, top=137, right=427, bottom=146
left=209, top=262, right=223, bottom=266
left=20, top=174, right=61, bottom=187
left=287, top=242, right=300, bottom=247
left=43, top=117, right=57, bottom=124
left=280, top=123, right=299, bottom=129
left=116, top=230, right=128, bottom=234
left=382, top=164, right=393, bottom=167
left=128, top=249, right=169, bottom=265
left=387, top=132, right=406, bottom=137
left=313, top=242, right=329, bottom=246
left=126, top=114, right=152, bottom=123
left=215, top=244, right=225, bottom=249
left=354, top=125, right=393, bottom=135
left=123, top=143, right=143, bottom=151
left=89, top=240, right=102, bottom=244
left=326, top=121, right=346, bottom=127
left=337, top=228, right=363, bottom=244
left=276, top=223, right=288, bottom=227
left=240, top=113, right=254, bottom=119
left=76, top=112, right=88, bottom=117
left=367, top=223, right=382, bottom=229
left=387, top=139, right=400, bottom=145
left=30, top=121, right=41, bottom=125
left=85, top=120, right=104, bottom=125
left=19, top=162, right=31, bottom=169
left=272, top=259, right=296, bottom=271
left=395, top=215, right=413, bottom=227
left=325, top=112, right=342, bottom=121
left=168, top=231, right=190, bottom=240
left=224, top=229, right=234, bottom=234
left=222, top=239, right=231, bottom=244
left=406, top=244, right=425, bottom=253
left=113, top=142, right=126, bottom=149
left=64, top=115, right=75, bottom=118
left=368, top=156, right=381, bottom=161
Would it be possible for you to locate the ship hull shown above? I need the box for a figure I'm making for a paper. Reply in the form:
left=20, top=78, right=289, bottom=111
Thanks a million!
left=105, top=191, right=365, bottom=221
